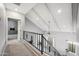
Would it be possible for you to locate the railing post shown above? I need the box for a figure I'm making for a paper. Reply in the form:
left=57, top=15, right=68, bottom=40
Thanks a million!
left=49, top=46, right=51, bottom=52
left=41, top=34, right=44, bottom=54
left=23, top=31, right=25, bottom=40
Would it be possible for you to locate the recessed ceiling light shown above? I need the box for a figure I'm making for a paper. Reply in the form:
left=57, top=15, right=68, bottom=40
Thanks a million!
left=57, top=9, right=62, bottom=13
left=14, top=8, right=18, bottom=11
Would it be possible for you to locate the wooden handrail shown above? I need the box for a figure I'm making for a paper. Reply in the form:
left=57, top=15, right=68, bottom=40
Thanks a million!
left=23, top=31, right=43, bottom=35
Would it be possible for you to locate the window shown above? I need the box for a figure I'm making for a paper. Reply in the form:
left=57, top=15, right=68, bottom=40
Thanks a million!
left=68, top=43, right=75, bottom=53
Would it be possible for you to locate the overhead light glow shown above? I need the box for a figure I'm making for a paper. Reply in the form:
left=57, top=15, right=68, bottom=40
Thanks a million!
left=57, top=9, right=62, bottom=13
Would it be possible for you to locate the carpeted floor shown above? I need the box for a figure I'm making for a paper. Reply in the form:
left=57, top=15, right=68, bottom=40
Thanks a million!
left=3, top=40, right=38, bottom=56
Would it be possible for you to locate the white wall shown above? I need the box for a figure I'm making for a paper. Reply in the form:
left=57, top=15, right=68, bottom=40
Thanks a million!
left=53, top=32, right=76, bottom=55
left=76, top=4, right=79, bottom=55
left=6, top=9, right=43, bottom=41
left=0, top=4, right=6, bottom=55
left=24, top=17, right=43, bottom=47
left=24, top=17, right=43, bottom=33
left=6, top=9, right=25, bottom=40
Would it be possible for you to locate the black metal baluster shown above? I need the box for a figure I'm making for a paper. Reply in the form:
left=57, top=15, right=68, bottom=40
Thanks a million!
left=44, top=39, right=45, bottom=52
left=38, top=35, right=39, bottom=49
left=34, top=34, right=35, bottom=46
left=35, top=34, right=36, bottom=47
left=41, top=35, right=44, bottom=54
left=33, top=34, right=35, bottom=45
left=23, top=31, right=25, bottom=40
left=43, top=39, right=45, bottom=52
left=38, top=35, right=40, bottom=50
left=49, top=46, right=50, bottom=52
left=45, top=39, right=46, bottom=52
left=37, top=35, right=38, bottom=49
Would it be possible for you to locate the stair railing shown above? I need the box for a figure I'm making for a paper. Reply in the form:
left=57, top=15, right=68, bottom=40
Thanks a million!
left=23, top=31, right=61, bottom=56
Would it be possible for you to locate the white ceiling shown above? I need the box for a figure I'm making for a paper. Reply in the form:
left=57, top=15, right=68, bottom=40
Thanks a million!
left=4, top=3, right=74, bottom=32
left=26, top=9, right=48, bottom=31
left=47, top=3, right=72, bottom=32
left=4, top=3, right=37, bottom=14
left=26, top=3, right=73, bottom=32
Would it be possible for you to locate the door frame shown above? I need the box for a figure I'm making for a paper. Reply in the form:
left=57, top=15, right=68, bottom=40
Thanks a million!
left=7, top=18, right=21, bottom=41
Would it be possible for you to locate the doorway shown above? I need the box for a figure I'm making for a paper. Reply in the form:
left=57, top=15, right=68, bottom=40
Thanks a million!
left=8, top=18, right=18, bottom=40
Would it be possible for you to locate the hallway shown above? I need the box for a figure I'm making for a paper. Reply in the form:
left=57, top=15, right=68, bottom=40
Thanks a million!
left=3, top=40, right=40, bottom=56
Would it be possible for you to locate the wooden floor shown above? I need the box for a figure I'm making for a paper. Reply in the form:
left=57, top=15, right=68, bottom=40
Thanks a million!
left=3, top=40, right=39, bottom=56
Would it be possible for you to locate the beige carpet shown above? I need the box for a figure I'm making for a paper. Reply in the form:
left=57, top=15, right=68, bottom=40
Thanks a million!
left=3, top=40, right=38, bottom=56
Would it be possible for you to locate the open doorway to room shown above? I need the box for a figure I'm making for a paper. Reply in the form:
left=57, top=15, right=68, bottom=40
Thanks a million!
left=8, top=18, right=18, bottom=40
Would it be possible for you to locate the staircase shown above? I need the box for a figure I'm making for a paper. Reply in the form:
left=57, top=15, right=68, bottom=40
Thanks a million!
left=23, top=31, right=61, bottom=56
